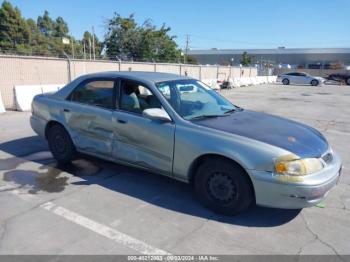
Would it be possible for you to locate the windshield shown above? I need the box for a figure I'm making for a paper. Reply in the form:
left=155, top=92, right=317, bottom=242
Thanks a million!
left=156, top=79, right=238, bottom=120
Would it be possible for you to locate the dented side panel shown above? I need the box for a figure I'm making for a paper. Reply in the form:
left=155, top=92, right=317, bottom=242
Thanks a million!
left=62, top=102, right=115, bottom=157
left=112, top=110, right=175, bottom=176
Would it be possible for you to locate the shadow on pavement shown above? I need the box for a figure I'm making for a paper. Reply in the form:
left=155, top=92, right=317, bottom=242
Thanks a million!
left=0, top=135, right=301, bottom=227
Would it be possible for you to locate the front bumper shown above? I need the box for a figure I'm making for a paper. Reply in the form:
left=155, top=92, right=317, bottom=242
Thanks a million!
left=249, top=152, right=342, bottom=209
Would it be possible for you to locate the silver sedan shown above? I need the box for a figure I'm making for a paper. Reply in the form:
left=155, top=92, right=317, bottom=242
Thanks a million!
left=30, top=72, right=342, bottom=215
left=277, top=72, right=326, bottom=86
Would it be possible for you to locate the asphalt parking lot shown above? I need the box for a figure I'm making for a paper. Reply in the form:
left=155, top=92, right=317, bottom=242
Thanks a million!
left=0, top=83, right=349, bottom=255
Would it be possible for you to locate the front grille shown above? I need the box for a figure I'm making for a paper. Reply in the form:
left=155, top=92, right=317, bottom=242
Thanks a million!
left=321, top=152, right=333, bottom=164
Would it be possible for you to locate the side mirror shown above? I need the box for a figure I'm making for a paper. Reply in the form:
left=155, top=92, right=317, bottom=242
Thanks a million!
left=142, top=108, right=172, bottom=122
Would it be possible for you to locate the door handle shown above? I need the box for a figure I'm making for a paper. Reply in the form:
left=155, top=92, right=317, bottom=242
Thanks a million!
left=63, top=108, right=70, bottom=112
left=117, top=119, right=127, bottom=124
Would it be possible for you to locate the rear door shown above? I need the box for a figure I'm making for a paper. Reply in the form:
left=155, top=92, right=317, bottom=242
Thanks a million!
left=287, top=73, right=298, bottom=84
left=112, top=78, right=175, bottom=175
left=63, top=78, right=117, bottom=158
left=297, top=73, right=309, bottom=84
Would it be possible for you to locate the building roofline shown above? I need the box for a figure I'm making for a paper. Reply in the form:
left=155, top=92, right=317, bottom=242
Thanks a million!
left=189, top=48, right=350, bottom=55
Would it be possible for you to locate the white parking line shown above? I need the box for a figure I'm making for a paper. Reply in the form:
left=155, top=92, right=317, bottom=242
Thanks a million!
left=8, top=188, right=171, bottom=255
left=39, top=201, right=171, bottom=255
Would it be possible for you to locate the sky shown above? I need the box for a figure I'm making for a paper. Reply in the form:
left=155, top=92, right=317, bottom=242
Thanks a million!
left=6, top=0, right=350, bottom=50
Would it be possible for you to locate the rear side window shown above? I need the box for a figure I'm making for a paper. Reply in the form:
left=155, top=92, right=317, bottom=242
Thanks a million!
left=70, top=80, right=115, bottom=109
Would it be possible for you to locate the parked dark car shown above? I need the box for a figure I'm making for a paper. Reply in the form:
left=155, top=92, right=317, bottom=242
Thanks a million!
left=327, top=73, right=350, bottom=85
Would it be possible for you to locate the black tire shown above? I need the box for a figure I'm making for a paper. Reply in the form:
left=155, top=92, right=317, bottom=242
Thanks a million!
left=194, top=158, right=254, bottom=215
left=311, top=79, right=319, bottom=86
left=282, top=78, right=289, bottom=85
left=47, top=124, right=77, bottom=164
left=346, top=78, right=350, bottom=86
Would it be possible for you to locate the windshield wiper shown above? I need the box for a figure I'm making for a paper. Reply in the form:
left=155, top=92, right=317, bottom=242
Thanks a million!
left=224, top=107, right=243, bottom=114
left=223, top=108, right=236, bottom=114
left=189, top=114, right=228, bottom=120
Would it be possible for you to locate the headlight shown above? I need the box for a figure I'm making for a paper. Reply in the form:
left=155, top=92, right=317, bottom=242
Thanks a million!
left=275, top=155, right=324, bottom=176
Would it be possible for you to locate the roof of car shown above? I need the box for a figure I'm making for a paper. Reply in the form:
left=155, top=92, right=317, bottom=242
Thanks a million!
left=79, top=71, right=191, bottom=83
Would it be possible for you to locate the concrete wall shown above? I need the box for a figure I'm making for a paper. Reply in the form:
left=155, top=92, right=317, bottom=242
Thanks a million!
left=0, top=54, right=257, bottom=109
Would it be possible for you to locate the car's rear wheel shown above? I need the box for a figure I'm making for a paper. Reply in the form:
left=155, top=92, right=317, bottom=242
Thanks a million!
left=47, top=124, right=76, bottom=164
left=311, top=79, right=319, bottom=86
left=346, top=78, right=350, bottom=86
left=194, top=158, right=254, bottom=215
left=282, top=78, right=289, bottom=85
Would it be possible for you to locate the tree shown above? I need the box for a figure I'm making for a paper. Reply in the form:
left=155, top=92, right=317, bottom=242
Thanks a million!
left=26, top=18, right=50, bottom=55
left=104, top=14, right=140, bottom=60
left=186, top=55, right=198, bottom=65
left=37, top=10, right=53, bottom=36
left=0, top=1, right=30, bottom=51
left=82, top=31, right=102, bottom=59
left=53, top=16, right=69, bottom=37
left=241, top=51, right=252, bottom=66
left=104, top=13, right=180, bottom=62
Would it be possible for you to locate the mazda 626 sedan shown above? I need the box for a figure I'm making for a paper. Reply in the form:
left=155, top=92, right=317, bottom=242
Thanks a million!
left=31, top=72, right=342, bottom=215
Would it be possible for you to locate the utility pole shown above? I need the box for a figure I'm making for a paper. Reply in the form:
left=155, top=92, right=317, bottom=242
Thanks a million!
left=92, top=26, right=96, bottom=60
left=71, top=39, right=75, bottom=59
left=83, top=41, right=86, bottom=60
left=88, top=38, right=92, bottom=60
left=184, top=34, right=189, bottom=64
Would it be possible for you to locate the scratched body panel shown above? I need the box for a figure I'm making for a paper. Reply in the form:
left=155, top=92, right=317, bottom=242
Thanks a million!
left=63, top=102, right=115, bottom=157
left=112, top=111, right=175, bottom=175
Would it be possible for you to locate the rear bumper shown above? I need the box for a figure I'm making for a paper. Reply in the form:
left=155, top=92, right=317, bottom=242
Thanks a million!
left=30, top=115, right=47, bottom=138
left=250, top=152, right=342, bottom=209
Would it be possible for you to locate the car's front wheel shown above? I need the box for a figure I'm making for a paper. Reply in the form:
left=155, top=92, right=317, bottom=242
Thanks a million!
left=194, top=158, right=254, bottom=215
left=47, top=123, right=77, bottom=164
left=311, top=79, right=319, bottom=86
left=282, top=78, right=289, bottom=85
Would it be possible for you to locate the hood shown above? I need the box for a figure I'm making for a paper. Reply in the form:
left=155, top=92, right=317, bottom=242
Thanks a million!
left=194, top=110, right=329, bottom=158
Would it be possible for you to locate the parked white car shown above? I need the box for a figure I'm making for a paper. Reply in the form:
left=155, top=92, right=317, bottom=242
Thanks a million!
left=277, top=72, right=325, bottom=86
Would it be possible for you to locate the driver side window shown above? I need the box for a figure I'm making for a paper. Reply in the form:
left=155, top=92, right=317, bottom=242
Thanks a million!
left=119, top=80, right=162, bottom=114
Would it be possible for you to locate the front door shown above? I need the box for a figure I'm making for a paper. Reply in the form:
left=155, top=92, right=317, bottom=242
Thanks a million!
left=112, top=79, right=175, bottom=175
